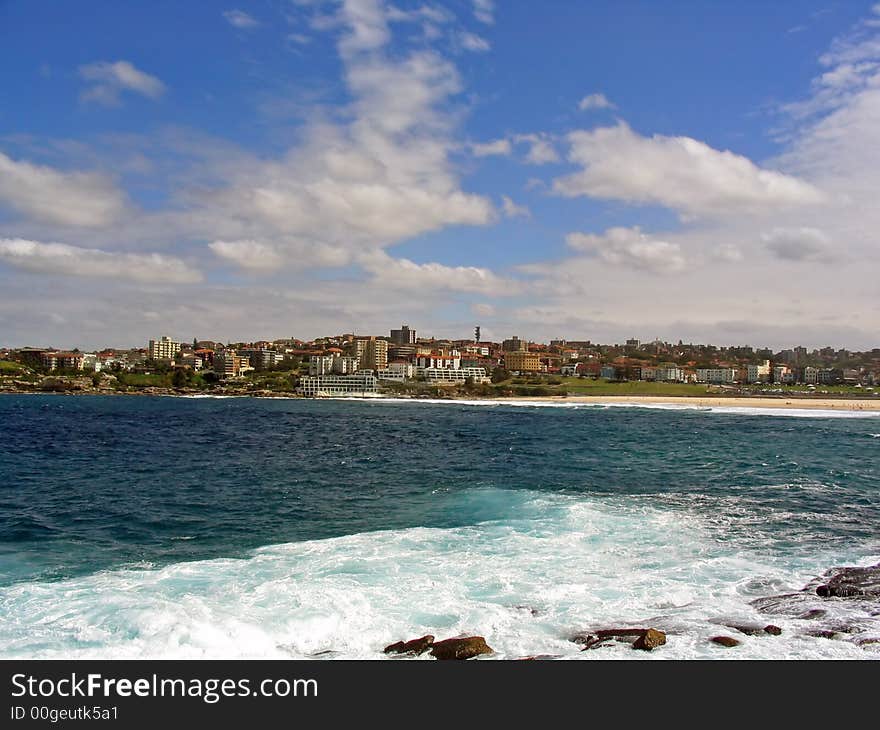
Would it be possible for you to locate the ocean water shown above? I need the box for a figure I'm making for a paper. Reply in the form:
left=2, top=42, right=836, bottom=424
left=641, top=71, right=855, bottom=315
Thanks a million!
left=0, top=394, right=878, bottom=659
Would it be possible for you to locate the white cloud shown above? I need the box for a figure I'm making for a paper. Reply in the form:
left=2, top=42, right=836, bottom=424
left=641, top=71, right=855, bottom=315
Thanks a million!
left=762, top=227, right=834, bottom=262
left=223, top=9, right=260, bottom=29
left=473, top=0, right=494, bottom=25
left=514, top=133, right=559, bottom=164
left=460, top=31, right=490, bottom=52
left=472, top=302, right=496, bottom=317
left=209, top=238, right=350, bottom=270
left=565, top=226, right=688, bottom=274
left=471, top=138, right=511, bottom=157
left=338, top=0, right=390, bottom=56
left=78, top=60, right=165, bottom=106
left=578, top=92, right=615, bottom=111
left=359, top=250, right=509, bottom=295
left=189, top=5, right=494, bottom=269
left=0, top=238, right=201, bottom=283
left=501, top=195, right=530, bottom=218
left=554, top=122, right=825, bottom=218
left=0, top=151, right=128, bottom=228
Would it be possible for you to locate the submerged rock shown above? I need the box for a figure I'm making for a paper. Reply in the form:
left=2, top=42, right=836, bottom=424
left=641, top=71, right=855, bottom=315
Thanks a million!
left=430, top=636, right=493, bottom=660
left=384, top=635, right=435, bottom=656
left=710, top=636, right=741, bottom=648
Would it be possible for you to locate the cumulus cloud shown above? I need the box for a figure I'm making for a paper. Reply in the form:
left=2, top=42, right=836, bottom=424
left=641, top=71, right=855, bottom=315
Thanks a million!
left=0, top=151, right=128, bottom=228
left=565, top=227, right=688, bottom=274
left=359, top=251, right=509, bottom=295
left=223, top=9, right=260, bottom=29
left=554, top=122, right=825, bottom=218
left=471, top=138, right=512, bottom=157
left=514, top=133, right=559, bottom=164
left=78, top=60, right=165, bottom=105
left=473, top=0, right=494, bottom=25
left=762, top=227, right=834, bottom=262
left=209, top=238, right=350, bottom=270
left=578, top=92, right=616, bottom=111
left=190, top=3, right=494, bottom=270
left=0, top=239, right=201, bottom=283
left=501, top=195, right=530, bottom=218
left=460, top=31, right=490, bottom=52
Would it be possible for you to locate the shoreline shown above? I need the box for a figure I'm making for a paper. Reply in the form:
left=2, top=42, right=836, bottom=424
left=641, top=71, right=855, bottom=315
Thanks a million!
left=4, top=387, right=880, bottom=412
left=503, top=395, right=880, bottom=412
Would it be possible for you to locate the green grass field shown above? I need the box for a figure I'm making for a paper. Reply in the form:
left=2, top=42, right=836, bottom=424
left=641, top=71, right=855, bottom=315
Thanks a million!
left=0, top=360, right=28, bottom=374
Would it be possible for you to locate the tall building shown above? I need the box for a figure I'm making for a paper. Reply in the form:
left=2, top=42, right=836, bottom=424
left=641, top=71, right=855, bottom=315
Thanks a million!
left=390, top=324, right=417, bottom=345
left=502, top=336, right=528, bottom=352
left=149, top=336, right=181, bottom=361
left=355, top=337, right=388, bottom=371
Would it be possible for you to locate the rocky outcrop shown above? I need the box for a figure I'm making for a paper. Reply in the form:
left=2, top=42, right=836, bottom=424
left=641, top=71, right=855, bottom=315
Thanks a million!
left=815, top=563, right=880, bottom=598
left=384, top=635, right=435, bottom=656
left=710, top=636, right=741, bottom=648
left=573, top=627, right=667, bottom=651
left=718, top=622, right=782, bottom=637
left=430, top=636, right=493, bottom=660
left=751, top=561, right=880, bottom=648
left=632, top=628, right=667, bottom=650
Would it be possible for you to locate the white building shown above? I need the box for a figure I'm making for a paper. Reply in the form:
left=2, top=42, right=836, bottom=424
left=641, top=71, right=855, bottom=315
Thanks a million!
left=297, top=373, right=378, bottom=397
left=149, top=336, right=181, bottom=361
left=655, top=366, right=685, bottom=382
left=696, top=368, right=737, bottom=384
left=804, top=367, right=819, bottom=385
left=309, top=355, right=359, bottom=375
left=377, top=362, right=415, bottom=381
left=422, top=367, right=489, bottom=384
left=747, top=360, right=771, bottom=384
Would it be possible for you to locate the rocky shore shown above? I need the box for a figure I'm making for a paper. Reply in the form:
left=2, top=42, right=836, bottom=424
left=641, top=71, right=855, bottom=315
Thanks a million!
left=378, top=561, right=880, bottom=659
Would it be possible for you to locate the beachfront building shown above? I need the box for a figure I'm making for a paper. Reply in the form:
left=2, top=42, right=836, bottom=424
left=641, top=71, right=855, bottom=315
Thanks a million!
left=309, top=354, right=359, bottom=375
left=377, top=362, right=415, bottom=381
left=654, top=366, right=686, bottom=382
left=37, top=351, right=85, bottom=371
left=415, top=350, right=461, bottom=370
left=355, top=337, right=388, bottom=372
left=423, top=367, right=490, bottom=385
left=213, top=350, right=254, bottom=378
left=149, top=336, right=181, bottom=362
left=239, top=348, right=281, bottom=369
left=504, top=350, right=542, bottom=372
left=747, top=360, right=771, bottom=384
left=297, top=373, right=378, bottom=397
left=695, top=368, right=738, bottom=384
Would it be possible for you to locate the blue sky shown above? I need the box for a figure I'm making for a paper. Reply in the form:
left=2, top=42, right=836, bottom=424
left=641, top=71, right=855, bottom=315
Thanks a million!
left=1, top=1, right=879, bottom=349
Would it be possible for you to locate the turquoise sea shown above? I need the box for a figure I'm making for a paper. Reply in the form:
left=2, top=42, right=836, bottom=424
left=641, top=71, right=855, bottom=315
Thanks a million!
left=0, top=394, right=878, bottom=659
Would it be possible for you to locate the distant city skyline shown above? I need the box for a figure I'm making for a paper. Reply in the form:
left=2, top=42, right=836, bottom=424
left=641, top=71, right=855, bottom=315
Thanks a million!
left=2, top=1, right=880, bottom=350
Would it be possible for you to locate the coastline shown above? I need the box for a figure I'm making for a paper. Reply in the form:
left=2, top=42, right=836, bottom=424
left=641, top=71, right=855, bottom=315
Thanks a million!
left=503, top=395, right=880, bottom=412
left=3, top=387, right=880, bottom=412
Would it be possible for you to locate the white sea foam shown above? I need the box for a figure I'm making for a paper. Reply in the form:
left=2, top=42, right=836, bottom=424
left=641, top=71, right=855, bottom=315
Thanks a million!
left=0, top=490, right=875, bottom=660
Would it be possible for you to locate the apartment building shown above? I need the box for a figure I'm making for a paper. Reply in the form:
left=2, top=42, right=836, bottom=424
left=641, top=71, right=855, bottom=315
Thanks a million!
left=149, top=336, right=181, bottom=362
left=297, top=373, right=378, bottom=397
left=504, top=350, right=542, bottom=372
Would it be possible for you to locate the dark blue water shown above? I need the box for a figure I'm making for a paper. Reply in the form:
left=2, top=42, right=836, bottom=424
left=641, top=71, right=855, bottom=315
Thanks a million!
left=1, top=394, right=878, bottom=586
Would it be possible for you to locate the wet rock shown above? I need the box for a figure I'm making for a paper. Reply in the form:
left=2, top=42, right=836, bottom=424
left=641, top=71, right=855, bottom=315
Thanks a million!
left=797, top=609, right=827, bottom=620
left=632, top=629, right=667, bottom=651
left=430, top=636, right=493, bottom=660
left=710, top=636, right=741, bottom=648
left=719, top=622, right=782, bottom=636
left=384, top=635, right=435, bottom=656
left=804, top=629, right=841, bottom=640
left=516, top=654, right=562, bottom=660
left=815, top=563, right=880, bottom=598
left=575, top=627, right=666, bottom=651
left=515, top=605, right=541, bottom=617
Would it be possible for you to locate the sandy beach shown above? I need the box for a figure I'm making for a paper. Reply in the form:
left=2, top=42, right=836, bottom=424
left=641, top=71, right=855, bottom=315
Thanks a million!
left=506, top=395, right=880, bottom=412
